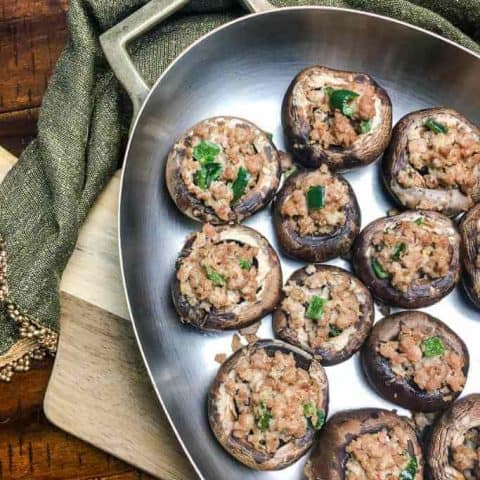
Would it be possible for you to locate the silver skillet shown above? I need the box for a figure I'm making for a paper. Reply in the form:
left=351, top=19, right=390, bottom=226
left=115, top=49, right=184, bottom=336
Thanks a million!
left=99, top=1, right=480, bottom=478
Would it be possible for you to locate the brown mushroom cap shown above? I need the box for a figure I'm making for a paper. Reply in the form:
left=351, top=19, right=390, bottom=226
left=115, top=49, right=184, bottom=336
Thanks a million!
left=352, top=210, right=461, bottom=308
left=383, top=108, right=480, bottom=217
left=208, top=339, right=329, bottom=470
left=459, top=203, right=480, bottom=309
left=282, top=65, right=392, bottom=171
left=165, top=116, right=280, bottom=224
left=361, top=311, right=469, bottom=412
left=273, top=264, right=374, bottom=365
left=427, top=394, right=480, bottom=479
left=305, top=408, right=424, bottom=480
left=171, top=224, right=282, bottom=331
left=273, top=169, right=361, bottom=262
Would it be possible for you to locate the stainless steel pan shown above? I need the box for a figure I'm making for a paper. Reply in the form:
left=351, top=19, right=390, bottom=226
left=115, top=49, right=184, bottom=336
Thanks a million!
left=100, top=2, right=480, bottom=478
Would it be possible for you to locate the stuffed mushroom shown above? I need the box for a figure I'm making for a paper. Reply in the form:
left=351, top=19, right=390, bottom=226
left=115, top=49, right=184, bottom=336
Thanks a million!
left=273, top=165, right=360, bottom=262
left=427, top=394, right=480, bottom=479
left=282, top=65, right=392, bottom=171
left=362, top=311, right=468, bottom=412
left=352, top=210, right=460, bottom=308
left=304, top=408, right=424, bottom=480
left=208, top=339, right=329, bottom=470
left=459, top=203, right=480, bottom=308
left=273, top=264, right=374, bottom=366
left=165, top=116, right=280, bottom=223
left=172, top=223, right=281, bottom=331
left=383, top=108, right=480, bottom=217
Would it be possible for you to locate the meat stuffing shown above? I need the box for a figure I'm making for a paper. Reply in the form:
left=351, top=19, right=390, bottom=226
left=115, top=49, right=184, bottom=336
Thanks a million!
left=222, top=349, right=325, bottom=454
left=451, top=427, right=480, bottom=480
left=179, top=118, right=278, bottom=221
left=177, top=224, right=259, bottom=309
left=378, top=324, right=466, bottom=394
left=397, top=115, right=480, bottom=209
left=295, top=72, right=378, bottom=149
left=280, top=164, right=349, bottom=236
left=345, top=426, right=420, bottom=480
left=280, top=268, right=363, bottom=351
left=370, top=217, right=452, bottom=292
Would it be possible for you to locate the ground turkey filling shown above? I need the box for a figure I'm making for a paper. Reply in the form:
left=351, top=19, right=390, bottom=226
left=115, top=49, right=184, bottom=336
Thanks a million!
left=370, top=218, right=452, bottom=292
left=180, top=118, right=275, bottom=221
left=451, top=427, right=480, bottom=479
left=378, top=324, right=465, bottom=394
left=222, top=349, right=324, bottom=454
left=397, top=116, right=480, bottom=207
left=281, top=267, right=363, bottom=351
left=177, top=225, right=259, bottom=310
left=280, top=165, right=350, bottom=236
left=345, top=426, right=420, bottom=480
left=294, top=72, right=378, bottom=148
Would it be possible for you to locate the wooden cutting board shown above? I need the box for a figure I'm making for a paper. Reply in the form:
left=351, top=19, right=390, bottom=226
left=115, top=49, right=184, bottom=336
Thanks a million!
left=0, top=146, right=196, bottom=480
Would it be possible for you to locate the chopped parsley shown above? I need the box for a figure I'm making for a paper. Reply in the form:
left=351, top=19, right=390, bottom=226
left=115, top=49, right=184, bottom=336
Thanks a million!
left=303, top=403, right=325, bottom=430
left=399, top=455, right=418, bottom=480
left=306, top=296, right=327, bottom=321
left=194, top=161, right=222, bottom=190
left=306, top=185, right=326, bottom=210
left=421, top=336, right=445, bottom=357
left=359, top=118, right=372, bottom=134
left=391, top=242, right=407, bottom=261
left=325, top=88, right=359, bottom=119
left=372, top=257, right=389, bottom=279
left=231, top=167, right=249, bottom=204
left=328, top=325, right=343, bottom=338
left=204, top=265, right=226, bottom=287
left=193, top=140, right=221, bottom=163
left=424, top=118, right=448, bottom=134
left=255, top=402, right=273, bottom=431
left=239, top=258, right=252, bottom=270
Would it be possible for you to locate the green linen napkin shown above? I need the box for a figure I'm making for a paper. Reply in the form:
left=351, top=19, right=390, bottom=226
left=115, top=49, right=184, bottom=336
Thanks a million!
left=0, top=0, right=477, bottom=380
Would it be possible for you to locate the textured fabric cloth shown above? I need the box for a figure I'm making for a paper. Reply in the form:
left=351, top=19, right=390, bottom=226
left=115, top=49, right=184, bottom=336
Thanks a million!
left=0, top=0, right=478, bottom=376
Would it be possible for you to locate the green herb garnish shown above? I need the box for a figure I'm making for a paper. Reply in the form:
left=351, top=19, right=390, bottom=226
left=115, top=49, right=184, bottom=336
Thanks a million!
left=265, top=132, right=273, bottom=141
left=391, top=242, right=408, bottom=261
left=358, top=119, right=372, bottom=134
left=204, top=265, right=226, bottom=287
left=194, top=162, right=222, bottom=190
left=328, top=325, right=343, bottom=338
left=303, top=403, right=325, bottom=430
left=284, top=165, right=298, bottom=179
left=306, top=185, right=326, bottom=210
left=326, top=88, right=359, bottom=119
left=399, top=455, right=418, bottom=480
left=239, top=258, right=252, bottom=270
left=193, top=140, right=221, bottom=163
left=372, top=257, right=389, bottom=279
left=414, top=217, right=424, bottom=225
left=256, top=403, right=273, bottom=431
left=424, top=118, right=448, bottom=134
left=231, top=167, right=249, bottom=204
left=306, top=296, right=327, bottom=321
left=421, top=336, right=445, bottom=358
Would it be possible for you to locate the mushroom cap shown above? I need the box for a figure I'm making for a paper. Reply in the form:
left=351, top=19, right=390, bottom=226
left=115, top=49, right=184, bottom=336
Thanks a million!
left=459, top=203, right=480, bottom=308
left=383, top=108, right=480, bottom=217
left=172, top=224, right=282, bottom=331
left=361, top=311, right=469, bottom=412
left=427, top=394, right=480, bottom=480
left=273, top=169, right=361, bottom=262
left=305, top=408, right=424, bottom=480
left=273, top=264, right=374, bottom=365
left=165, top=116, right=280, bottom=224
left=352, top=210, right=460, bottom=308
left=208, top=339, right=329, bottom=470
left=282, top=65, right=392, bottom=171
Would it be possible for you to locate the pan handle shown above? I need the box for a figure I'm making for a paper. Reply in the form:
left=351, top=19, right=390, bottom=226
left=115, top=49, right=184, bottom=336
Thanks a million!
left=100, top=0, right=275, bottom=122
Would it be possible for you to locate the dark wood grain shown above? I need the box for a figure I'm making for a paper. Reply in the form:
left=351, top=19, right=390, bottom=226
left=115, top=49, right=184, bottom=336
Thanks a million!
left=0, top=1, right=157, bottom=479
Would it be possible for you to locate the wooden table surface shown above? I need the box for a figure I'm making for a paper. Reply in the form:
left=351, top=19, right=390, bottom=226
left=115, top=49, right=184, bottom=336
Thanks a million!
left=0, top=1, right=154, bottom=478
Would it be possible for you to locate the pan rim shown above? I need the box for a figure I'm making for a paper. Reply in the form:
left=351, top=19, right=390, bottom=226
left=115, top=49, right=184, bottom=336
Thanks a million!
left=118, top=6, right=480, bottom=479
